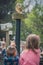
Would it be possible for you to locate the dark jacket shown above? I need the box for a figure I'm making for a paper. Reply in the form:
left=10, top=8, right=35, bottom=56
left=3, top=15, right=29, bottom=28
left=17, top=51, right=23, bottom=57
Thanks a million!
left=4, top=55, right=19, bottom=65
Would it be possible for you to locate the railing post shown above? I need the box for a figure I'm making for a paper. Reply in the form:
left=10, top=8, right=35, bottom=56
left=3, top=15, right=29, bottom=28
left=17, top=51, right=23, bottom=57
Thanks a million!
left=16, top=19, right=21, bottom=55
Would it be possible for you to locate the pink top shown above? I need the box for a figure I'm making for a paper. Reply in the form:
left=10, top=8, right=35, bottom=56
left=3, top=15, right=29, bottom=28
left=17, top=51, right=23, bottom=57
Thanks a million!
left=19, top=49, right=40, bottom=65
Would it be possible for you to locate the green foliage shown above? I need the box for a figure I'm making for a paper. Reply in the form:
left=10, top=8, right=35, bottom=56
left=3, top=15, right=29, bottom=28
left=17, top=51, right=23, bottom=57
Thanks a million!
left=16, top=0, right=23, bottom=3
left=21, top=6, right=43, bottom=42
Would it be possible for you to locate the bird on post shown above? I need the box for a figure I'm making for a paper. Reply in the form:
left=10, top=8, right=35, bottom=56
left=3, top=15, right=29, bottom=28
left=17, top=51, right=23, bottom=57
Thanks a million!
left=15, top=3, right=23, bottom=14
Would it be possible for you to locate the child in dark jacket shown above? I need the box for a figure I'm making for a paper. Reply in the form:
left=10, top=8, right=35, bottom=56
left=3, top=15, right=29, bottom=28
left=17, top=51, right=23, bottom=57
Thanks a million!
left=4, top=46, right=19, bottom=65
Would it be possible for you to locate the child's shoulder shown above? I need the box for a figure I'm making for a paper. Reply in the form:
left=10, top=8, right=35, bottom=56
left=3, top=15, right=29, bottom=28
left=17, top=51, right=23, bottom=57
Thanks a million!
left=20, top=49, right=28, bottom=55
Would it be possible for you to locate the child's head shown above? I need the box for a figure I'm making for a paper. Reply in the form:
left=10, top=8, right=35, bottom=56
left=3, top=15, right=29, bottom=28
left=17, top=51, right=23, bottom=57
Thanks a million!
left=26, top=34, right=40, bottom=49
left=7, top=46, right=17, bottom=56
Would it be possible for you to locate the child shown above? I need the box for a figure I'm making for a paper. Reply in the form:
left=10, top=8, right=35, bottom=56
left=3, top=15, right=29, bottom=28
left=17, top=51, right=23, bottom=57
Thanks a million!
left=4, top=46, right=19, bottom=65
left=19, top=34, right=40, bottom=65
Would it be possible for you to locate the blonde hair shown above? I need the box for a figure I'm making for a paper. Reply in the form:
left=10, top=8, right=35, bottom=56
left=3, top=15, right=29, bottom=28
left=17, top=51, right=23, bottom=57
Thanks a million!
left=7, top=46, right=17, bottom=56
left=26, top=34, right=40, bottom=52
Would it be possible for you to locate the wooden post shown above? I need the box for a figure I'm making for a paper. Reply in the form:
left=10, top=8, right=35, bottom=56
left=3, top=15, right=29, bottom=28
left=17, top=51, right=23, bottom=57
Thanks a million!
left=6, top=31, right=9, bottom=47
